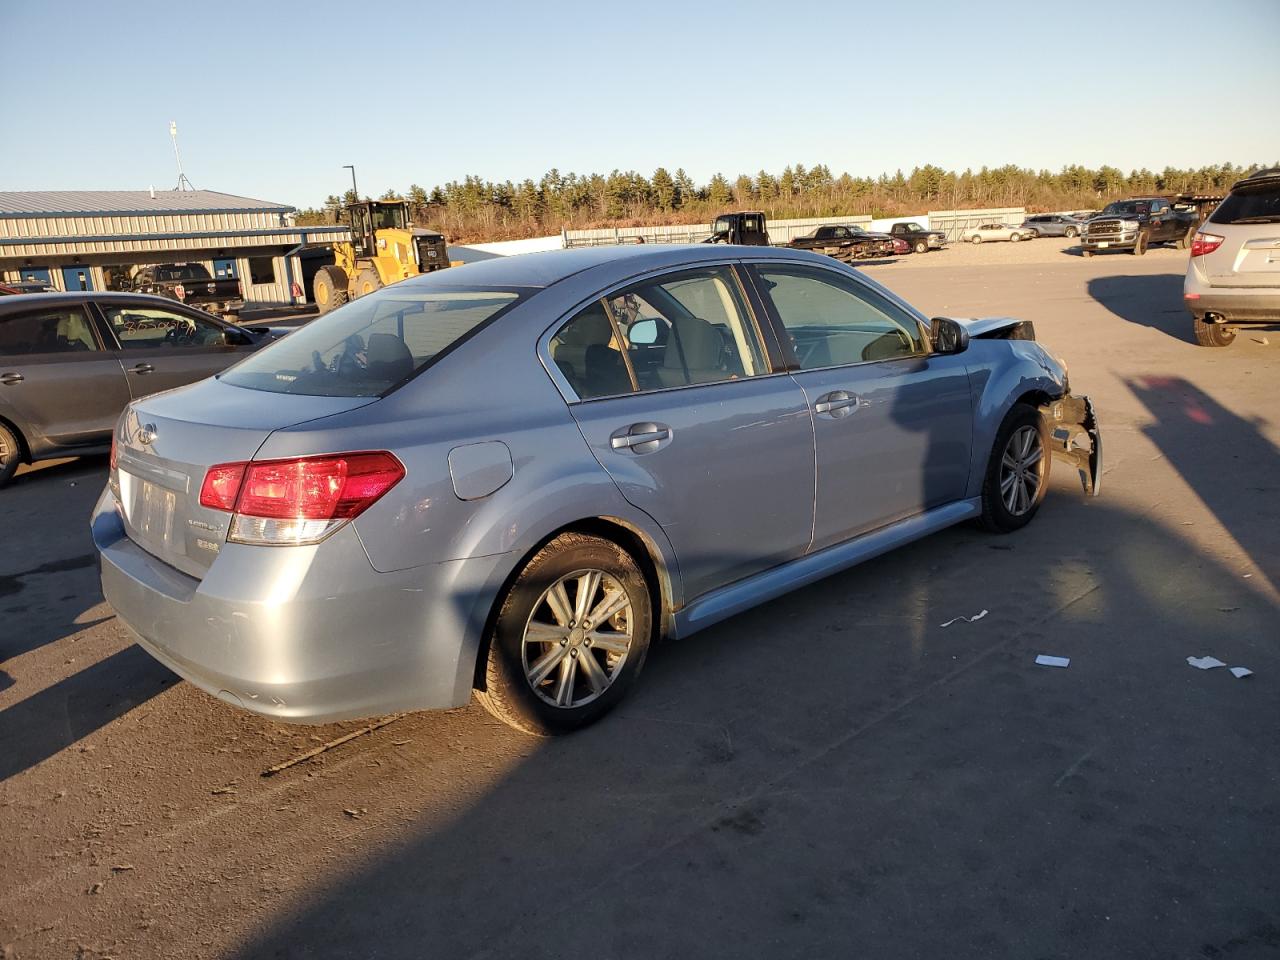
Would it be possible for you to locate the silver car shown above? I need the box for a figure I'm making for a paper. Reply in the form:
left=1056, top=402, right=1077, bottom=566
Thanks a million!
left=1020, top=214, right=1085, bottom=239
left=1183, top=168, right=1280, bottom=347
left=92, top=246, right=1101, bottom=735
left=960, top=223, right=1035, bottom=244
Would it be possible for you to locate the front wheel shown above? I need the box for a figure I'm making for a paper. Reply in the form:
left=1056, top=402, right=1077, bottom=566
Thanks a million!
left=0, top=421, right=22, bottom=488
left=1082, top=249, right=1094, bottom=258
left=1065, top=227, right=1078, bottom=238
left=476, top=533, right=653, bottom=735
left=1193, top=316, right=1236, bottom=348
left=914, top=240, right=927, bottom=254
left=1132, top=232, right=1148, bottom=256
left=1177, top=227, right=1194, bottom=250
left=1010, top=233, right=1021, bottom=242
left=971, top=235, right=983, bottom=244
left=980, top=404, right=1050, bottom=533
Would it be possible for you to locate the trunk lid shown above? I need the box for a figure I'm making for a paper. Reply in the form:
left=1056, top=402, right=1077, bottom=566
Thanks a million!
left=114, top=377, right=376, bottom=578
left=1203, top=225, right=1280, bottom=288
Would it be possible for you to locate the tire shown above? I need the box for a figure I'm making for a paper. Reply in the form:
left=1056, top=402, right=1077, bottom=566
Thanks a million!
left=971, top=235, right=983, bottom=244
left=980, top=403, right=1050, bottom=533
left=1082, top=249, right=1094, bottom=258
left=0, top=421, right=23, bottom=488
left=476, top=532, right=653, bottom=735
left=1065, top=227, right=1078, bottom=239
left=353, top=267, right=383, bottom=299
left=1193, top=316, right=1236, bottom=348
left=913, top=240, right=927, bottom=254
left=1132, top=232, right=1147, bottom=256
left=1010, top=233, right=1021, bottom=242
left=1177, top=227, right=1194, bottom=250
left=313, top=265, right=349, bottom=314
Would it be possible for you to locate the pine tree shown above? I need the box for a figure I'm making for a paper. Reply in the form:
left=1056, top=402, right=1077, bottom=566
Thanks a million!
left=707, top=173, right=731, bottom=207
left=652, top=167, right=676, bottom=211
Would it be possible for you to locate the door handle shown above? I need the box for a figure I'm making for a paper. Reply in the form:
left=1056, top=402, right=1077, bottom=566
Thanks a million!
left=129, top=363, right=155, bottom=375
left=813, top=390, right=860, bottom=417
left=609, top=423, right=672, bottom=453
left=0, top=372, right=23, bottom=385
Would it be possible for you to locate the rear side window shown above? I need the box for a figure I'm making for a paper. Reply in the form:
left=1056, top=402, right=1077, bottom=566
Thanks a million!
left=1211, top=180, right=1280, bottom=225
left=0, top=306, right=99, bottom=356
left=219, top=287, right=526, bottom=396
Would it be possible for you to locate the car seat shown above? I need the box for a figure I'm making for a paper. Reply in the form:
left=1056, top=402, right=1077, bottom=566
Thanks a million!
left=365, top=333, right=414, bottom=383
left=657, top=317, right=726, bottom=387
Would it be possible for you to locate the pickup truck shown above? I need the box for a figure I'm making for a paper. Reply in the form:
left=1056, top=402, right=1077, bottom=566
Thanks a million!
left=889, top=222, right=947, bottom=253
left=788, top=224, right=903, bottom=261
left=129, top=263, right=244, bottom=316
left=1080, top=197, right=1198, bottom=256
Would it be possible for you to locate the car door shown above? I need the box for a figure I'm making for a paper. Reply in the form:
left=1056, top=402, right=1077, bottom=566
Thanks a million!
left=97, top=299, right=253, bottom=397
left=746, top=261, right=973, bottom=551
left=546, top=264, right=816, bottom=601
left=0, top=301, right=131, bottom=448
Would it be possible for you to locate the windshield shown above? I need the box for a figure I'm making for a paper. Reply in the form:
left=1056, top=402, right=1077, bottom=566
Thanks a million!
left=219, top=286, right=528, bottom=397
left=152, top=264, right=209, bottom=281
left=1211, top=181, right=1280, bottom=224
left=1102, top=201, right=1150, bottom=217
left=847, top=225, right=866, bottom=234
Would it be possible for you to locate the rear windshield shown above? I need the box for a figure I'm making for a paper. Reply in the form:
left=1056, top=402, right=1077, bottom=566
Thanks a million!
left=219, top=286, right=527, bottom=396
left=152, top=264, right=209, bottom=281
left=1211, top=180, right=1280, bottom=225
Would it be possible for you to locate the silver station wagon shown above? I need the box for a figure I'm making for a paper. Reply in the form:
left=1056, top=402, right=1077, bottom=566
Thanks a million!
left=93, top=246, right=1100, bottom=735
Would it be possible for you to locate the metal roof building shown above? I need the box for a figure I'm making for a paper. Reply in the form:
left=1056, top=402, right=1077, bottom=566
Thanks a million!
left=0, top=189, right=349, bottom=308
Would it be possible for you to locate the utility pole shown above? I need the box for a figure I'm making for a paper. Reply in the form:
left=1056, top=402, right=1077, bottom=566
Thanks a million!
left=343, top=165, right=358, bottom=201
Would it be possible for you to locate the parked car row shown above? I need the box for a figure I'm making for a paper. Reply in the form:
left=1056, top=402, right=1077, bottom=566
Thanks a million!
left=0, top=292, right=281, bottom=486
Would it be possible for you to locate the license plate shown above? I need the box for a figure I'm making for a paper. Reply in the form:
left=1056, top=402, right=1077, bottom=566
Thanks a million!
left=1096, top=242, right=1110, bottom=248
left=123, top=474, right=179, bottom=550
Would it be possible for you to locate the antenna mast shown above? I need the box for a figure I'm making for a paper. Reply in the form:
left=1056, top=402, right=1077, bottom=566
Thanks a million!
left=170, top=121, right=194, bottom=191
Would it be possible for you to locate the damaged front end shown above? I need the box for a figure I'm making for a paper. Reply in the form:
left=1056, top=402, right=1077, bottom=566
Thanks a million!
left=1039, top=395, right=1102, bottom=496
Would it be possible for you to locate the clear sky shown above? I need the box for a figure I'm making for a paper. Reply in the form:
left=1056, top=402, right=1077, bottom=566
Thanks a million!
left=3, top=0, right=1277, bottom=208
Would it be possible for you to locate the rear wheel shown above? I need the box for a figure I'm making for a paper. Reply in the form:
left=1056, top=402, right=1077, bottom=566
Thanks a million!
left=980, top=404, right=1050, bottom=533
left=476, top=533, right=653, bottom=735
left=0, top=422, right=23, bottom=488
left=1132, top=232, right=1148, bottom=256
left=313, top=265, right=349, bottom=314
left=1193, top=316, right=1236, bottom=348
left=913, top=240, right=927, bottom=254
left=354, top=267, right=383, bottom=299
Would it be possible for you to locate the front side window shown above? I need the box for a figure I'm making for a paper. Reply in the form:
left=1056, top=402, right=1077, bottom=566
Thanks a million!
left=550, top=266, right=767, bottom=400
left=103, top=305, right=226, bottom=350
left=220, top=286, right=526, bottom=396
left=753, top=265, right=926, bottom=369
left=0, top=306, right=99, bottom=356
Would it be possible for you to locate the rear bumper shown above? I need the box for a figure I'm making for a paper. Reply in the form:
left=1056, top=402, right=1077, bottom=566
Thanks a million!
left=1183, top=290, right=1280, bottom=324
left=1040, top=394, right=1102, bottom=497
left=92, top=487, right=509, bottom=723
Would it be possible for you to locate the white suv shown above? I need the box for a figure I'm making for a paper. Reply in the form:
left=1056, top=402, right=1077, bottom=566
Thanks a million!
left=1184, top=169, right=1280, bottom=347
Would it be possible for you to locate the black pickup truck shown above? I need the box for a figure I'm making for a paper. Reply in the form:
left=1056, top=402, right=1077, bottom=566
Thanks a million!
left=788, top=224, right=900, bottom=261
left=129, top=263, right=244, bottom=316
left=1080, top=197, right=1198, bottom=256
left=889, top=222, right=947, bottom=253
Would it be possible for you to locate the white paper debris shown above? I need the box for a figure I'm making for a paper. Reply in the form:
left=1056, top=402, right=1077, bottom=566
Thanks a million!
left=940, top=609, right=988, bottom=628
left=1187, top=656, right=1227, bottom=670
left=1230, top=666, right=1253, bottom=679
left=1035, top=655, right=1070, bottom=668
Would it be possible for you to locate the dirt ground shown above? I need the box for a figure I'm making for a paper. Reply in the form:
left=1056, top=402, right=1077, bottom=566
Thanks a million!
left=2, top=240, right=1277, bottom=960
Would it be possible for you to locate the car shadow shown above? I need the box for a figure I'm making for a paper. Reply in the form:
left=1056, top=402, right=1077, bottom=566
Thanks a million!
left=0, top=643, right=176, bottom=782
left=1087, top=273, right=1192, bottom=342
left=231, top=496, right=1279, bottom=960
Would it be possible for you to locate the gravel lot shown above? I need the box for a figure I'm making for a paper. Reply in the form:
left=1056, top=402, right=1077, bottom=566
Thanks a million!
left=1, top=248, right=1277, bottom=960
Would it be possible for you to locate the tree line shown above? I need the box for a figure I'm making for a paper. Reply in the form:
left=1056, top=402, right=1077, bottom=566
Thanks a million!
left=295, top=161, right=1275, bottom=242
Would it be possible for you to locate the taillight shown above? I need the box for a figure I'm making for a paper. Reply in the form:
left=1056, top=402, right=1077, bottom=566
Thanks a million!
left=174, top=283, right=187, bottom=299
left=199, top=462, right=247, bottom=511
left=198, top=452, right=404, bottom=546
left=1190, top=233, right=1224, bottom=257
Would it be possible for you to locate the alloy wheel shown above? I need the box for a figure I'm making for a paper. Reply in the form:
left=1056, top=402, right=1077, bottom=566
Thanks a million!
left=521, top=569, right=634, bottom=708
left=1000, top=425, right=1044, bottom=516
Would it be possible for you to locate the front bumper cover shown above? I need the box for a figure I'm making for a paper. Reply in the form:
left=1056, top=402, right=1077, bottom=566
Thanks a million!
left=1040, top=394, right=1102, bottom=496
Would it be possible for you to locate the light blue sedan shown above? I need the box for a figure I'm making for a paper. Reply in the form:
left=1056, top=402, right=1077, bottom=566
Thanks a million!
left=92, top=245, right=1100, bottom=735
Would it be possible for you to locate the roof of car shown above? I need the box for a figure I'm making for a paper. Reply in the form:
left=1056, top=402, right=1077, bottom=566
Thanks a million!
left=408, top=244, right=825, bottom=290
left=0, top=290, right=210, bottom=311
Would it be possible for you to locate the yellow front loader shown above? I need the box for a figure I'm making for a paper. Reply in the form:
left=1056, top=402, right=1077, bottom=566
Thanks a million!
left=312, top=200, right=451, bottom=313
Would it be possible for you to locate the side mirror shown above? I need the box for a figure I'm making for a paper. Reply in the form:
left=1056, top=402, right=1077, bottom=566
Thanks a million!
left=628, top=318, right=658, bottom=345
left=222, top=328, right=251, bottom=346
left=930, top=317, right=969, bottom=355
